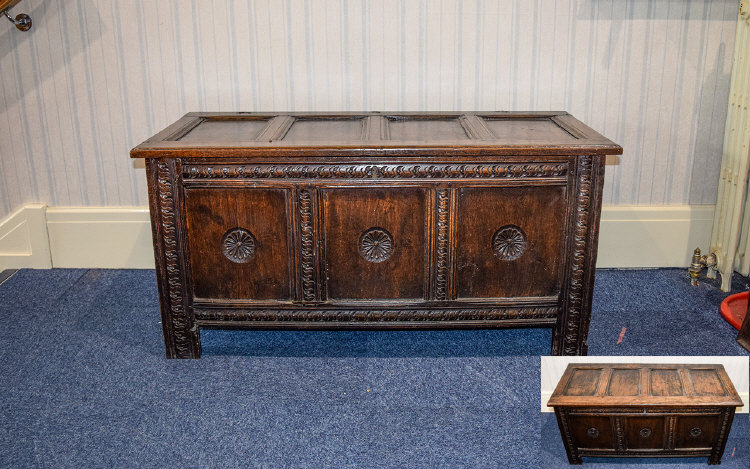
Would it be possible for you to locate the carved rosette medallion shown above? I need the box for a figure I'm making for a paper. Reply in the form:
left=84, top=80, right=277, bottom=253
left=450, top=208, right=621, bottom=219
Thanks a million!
left=221, top=228, right=257, bottom=263
left=359, top=228, right=394, bottom=263
left=587, top=427, right=600, bottom=439
left=690, top=427, right=702, bottom=437
left=492, top=225, right=527, bottom=260
left=639, top=427, right=652, bottom=438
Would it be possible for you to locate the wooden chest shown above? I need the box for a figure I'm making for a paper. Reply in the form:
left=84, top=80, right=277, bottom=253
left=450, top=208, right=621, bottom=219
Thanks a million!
left=548, top=363, right=744, bottom=465
left=130, top=112, right=622, bottom=358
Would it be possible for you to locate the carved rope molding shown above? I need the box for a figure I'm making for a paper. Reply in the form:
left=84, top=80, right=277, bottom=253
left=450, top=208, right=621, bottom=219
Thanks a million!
left=434, top=189, right=451, bottom=300
left=558, top=410, right=580, bottom=462
left=193, top=306, right=559, bottom=322
left=568, top=407, right=724, bottom=415
left=710, top=409, right=732, bottom=462
left=298, top=189, right=316, bottom=301
left=562, top=157, right=593, bottom=355
left=182, top=163, right=568, bottom=179
left=667, top=416, right=677, bottom=450
left=615, top=417, right=625, bottom=451
left=155, top=160, right=193, bottom=357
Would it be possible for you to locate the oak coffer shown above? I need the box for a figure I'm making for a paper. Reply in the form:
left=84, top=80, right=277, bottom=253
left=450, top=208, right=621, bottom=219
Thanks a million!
left=548, top=363, right=744, bottom=465
left=130, top=112, right=622, bottom=358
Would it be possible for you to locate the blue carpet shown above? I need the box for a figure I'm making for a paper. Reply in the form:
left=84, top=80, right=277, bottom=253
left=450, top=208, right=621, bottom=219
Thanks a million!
left=0, top=268, right=747, bottom=468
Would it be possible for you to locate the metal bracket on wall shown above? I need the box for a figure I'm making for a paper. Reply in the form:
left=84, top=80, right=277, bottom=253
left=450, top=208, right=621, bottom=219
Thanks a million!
left=2, top=0, right=31, bottom=32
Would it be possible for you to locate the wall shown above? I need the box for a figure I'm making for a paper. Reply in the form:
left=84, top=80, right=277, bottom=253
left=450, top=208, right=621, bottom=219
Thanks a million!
left=0, top=1, right=739, bottom=218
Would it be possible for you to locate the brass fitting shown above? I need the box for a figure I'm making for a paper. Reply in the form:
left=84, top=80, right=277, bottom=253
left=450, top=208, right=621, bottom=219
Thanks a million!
left=688, top=247, right=718, bottom=286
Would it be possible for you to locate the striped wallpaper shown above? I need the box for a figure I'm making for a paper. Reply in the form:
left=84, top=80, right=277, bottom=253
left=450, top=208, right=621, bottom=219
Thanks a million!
left=0, top=0, right=739, bottom=220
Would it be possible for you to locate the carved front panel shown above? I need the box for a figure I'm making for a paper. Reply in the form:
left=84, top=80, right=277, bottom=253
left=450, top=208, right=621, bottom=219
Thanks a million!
left=569, top=415, right=615, bottom=450
left=454, top=185, right=566, bottom=298
left=622, top=416, right=666, bottom=450
left=184, top=187, right=293, bottom=300
left=322, top=187, right=428, bottom=300
left=674, top=414, right=721, bottom=449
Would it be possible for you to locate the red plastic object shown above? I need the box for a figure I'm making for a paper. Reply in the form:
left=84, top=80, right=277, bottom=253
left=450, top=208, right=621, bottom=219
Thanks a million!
left=720, top=291, right=748, bottom=330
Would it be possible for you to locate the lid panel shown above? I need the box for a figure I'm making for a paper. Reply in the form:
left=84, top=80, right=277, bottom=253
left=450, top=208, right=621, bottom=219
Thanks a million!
left=606, top=368, right=641, bottom=396
left=481, top=117, right=578, bottom=142
left=689, top=369, right=727, bottom=396
left=650, top=368, right=684, bottom=396
left=177, top=118, right=270, bottom=143
left=282, top=117, right=365, bottom=142
left=564, top=368, right=603, bottom=396
left=387, top=117, right=469, bottom=141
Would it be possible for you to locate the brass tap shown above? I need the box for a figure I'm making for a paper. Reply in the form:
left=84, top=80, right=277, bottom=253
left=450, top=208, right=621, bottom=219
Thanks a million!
left=688, top=247, right=718, bottom=286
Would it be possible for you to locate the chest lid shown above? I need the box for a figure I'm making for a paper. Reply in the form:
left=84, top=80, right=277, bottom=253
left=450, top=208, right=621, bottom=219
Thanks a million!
left=130, top=111, right=622, bottom=158
left=547, top=363, right=743, bottom=408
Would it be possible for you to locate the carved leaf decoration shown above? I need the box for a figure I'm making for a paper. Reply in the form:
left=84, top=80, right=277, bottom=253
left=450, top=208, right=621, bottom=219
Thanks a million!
left=359, top=228, right=394, bottom=263
left=222, top=228, right=257, bottom=263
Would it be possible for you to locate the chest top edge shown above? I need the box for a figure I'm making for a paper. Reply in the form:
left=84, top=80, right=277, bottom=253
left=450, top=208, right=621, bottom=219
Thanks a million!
left=130, top=112, right=623, bottom=158
left=547, top=363, right=744, bottom=409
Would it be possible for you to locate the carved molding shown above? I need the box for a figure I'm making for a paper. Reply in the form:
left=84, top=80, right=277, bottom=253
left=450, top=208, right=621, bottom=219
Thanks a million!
left=667, top=416, right=676, bottom=450
left=359, top=227, right=394, bottom=263
left=298, top=189, right=316, bottom=301
left=434, top=189, right=451, bottom=300
left=615, top=417, right=625, bottom=450
left=568, top=408, right=723, bottom=415
left=155, top=160, right=193, bottom=357
left=182, top=163, right=568, bottom=180
left=193, top=306, right=559, bottom=322
left=562, top=157, right=593, bottom=355
left=710, top=409, right=733, bottom=463
left=558, top=410, right=580, bottom=462
left=578, top=449, right=712, bottom=457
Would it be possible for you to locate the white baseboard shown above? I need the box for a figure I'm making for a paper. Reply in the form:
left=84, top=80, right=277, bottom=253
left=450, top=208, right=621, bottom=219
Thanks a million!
left=0, top=203, right=717, bottom=270
left=0, top=204, right=51, bottom=271
left=597, top=205, right=714, bottom=268
left=45, top=207, right=154, bottom=269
